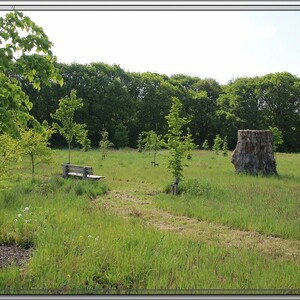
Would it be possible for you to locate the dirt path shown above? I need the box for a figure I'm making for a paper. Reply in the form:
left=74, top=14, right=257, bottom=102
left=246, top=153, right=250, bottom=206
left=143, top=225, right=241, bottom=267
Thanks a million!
left=95, top=185, right=300, bottom=262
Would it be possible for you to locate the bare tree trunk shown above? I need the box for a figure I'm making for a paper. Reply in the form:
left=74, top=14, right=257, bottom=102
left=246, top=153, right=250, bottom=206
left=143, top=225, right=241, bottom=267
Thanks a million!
left=231, top=130, right=277, bottom=175
left=30, top=154, right=35, bottom=179
left=68, top=142, right=71, bottom=164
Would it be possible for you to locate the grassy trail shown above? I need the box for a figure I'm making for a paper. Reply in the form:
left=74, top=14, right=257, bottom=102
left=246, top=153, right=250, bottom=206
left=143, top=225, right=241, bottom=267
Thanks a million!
left=95, top=180, right=300, bottom=263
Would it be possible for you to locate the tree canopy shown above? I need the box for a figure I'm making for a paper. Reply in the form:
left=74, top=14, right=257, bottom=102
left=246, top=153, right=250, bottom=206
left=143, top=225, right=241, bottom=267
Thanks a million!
left=0, top=11, right=63, bottom=137
left=6, top=12, right=298, bottom=153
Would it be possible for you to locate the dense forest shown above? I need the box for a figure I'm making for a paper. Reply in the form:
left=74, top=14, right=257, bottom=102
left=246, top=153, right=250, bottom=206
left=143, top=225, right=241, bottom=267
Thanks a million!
left=22, top=62, right=300, bottom=152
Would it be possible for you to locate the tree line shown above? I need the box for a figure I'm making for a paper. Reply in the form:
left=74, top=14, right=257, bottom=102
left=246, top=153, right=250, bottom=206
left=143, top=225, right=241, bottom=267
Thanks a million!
left=23, top=63, right=300, bottom=152
left=2, top=12, right=300, bottom=154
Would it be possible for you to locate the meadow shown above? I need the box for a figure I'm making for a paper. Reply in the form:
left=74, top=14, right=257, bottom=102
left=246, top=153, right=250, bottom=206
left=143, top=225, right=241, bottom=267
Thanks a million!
left=0, top=149, right=299, bottom=294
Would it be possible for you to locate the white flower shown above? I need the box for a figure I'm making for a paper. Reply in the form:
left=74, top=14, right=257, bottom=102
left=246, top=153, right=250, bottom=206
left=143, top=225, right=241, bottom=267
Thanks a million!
left=18, top=214, right=22, bottom=218
left=23, top=207, right=29, bottom=212
left=88, top=235, right=92, bottom=238
left=14, top=219, right=18, bottom=222
left=95, top=237, right=99, bottom=241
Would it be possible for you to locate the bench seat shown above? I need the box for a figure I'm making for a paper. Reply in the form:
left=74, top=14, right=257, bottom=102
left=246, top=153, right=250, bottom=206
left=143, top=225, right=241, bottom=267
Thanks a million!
left=62, top=164, right=105, bottom=180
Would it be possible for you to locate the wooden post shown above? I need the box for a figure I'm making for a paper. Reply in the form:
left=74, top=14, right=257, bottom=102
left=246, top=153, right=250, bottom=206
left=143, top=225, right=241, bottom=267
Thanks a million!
left=82, top=167, right=88, bottom=179
left=172, top=176, right=179, bottom=195
left=62, top=164, right=69, bottom=178
left=231, top=130, right=277, bottom=175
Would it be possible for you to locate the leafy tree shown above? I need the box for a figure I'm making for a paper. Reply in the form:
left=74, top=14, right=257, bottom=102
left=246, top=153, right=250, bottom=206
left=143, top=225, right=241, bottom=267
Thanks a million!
left=76, top=129, right=91, bottom=152
left=0, top=133, right=21, bottom=177
left=0, top=11, right=63, bottom=137
left=268, top=126, right=284, bottom=154
left=19, top=122, right=54, bottom=178
left=184, top=127, right=196, bottom=160
left=51, top=89, right=90, bottom=163
left=138, top=130, right=165, bottom=166
left=222, top=136, right=228, bottom=157
left=99, top=129, right=113, bottom=160
left=165, top=97, right=195, bottom=193
left=256, top=73, right=300, bottom=152
left=213, top=134, right=223, bottom=155
left=202, top=139, right=209, bottom=150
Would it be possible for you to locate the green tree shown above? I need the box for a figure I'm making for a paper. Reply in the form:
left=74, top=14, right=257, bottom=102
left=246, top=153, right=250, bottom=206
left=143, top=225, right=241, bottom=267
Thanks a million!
left=0, top=11, right=63, bottom=137
left=202, top=139, right=209, bottom=150
left=19, top=122, right=54, bottom=178
left=99, top=129, right=113, bottom=160
left=222, top=136, right=228, bottom=157
left=165, top=97, right=195, bottom=194
left=138, top=130, right=165, bottom=166
left=113, top=123, right=129, bottom=149
left=0, top=133, right=21, bottom=177
left=268, top=126, right=284, bottom=154
left=213, top=134, right=223, bottom=155
left=51, top=89, right=90, bottom=163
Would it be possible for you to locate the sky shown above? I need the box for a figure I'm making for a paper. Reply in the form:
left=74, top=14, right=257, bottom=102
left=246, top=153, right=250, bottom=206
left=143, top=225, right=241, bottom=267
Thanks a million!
left=2, top=9, right=300, bottom=84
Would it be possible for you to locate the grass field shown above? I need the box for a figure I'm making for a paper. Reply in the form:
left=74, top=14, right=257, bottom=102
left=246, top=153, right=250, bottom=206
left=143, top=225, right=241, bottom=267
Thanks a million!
left=0, top=149, right=299, bottom=294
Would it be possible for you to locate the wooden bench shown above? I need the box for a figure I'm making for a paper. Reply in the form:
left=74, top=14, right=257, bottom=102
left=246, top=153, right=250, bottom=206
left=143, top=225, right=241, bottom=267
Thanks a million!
left=62, top=164, right=105, bottom=180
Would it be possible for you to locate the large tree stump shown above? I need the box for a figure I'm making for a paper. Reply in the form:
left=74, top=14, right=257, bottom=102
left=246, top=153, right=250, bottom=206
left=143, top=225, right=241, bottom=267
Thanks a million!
left=231, top=130, right=277, bottom=175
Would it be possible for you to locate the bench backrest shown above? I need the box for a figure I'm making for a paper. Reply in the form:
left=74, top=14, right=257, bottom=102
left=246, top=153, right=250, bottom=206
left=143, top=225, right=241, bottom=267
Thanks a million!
left=62, top=164, right=93, bottom=179
left=67, top=164, right=93, bottom=175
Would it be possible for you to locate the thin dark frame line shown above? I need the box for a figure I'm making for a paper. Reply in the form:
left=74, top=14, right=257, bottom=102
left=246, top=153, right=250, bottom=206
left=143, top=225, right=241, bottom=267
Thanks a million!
left=2, top=4, right=300, bottom=8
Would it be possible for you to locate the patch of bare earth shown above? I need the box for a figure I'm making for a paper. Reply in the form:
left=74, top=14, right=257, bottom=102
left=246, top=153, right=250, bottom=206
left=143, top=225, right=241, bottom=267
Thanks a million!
left=96, top=189, right=300, bottom=262
left=0, top=245, right=32, bottom=269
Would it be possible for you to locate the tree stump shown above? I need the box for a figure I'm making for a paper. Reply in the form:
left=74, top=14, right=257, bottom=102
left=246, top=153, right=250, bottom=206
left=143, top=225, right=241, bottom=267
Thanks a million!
left=231, top=130, right=277, bottom=175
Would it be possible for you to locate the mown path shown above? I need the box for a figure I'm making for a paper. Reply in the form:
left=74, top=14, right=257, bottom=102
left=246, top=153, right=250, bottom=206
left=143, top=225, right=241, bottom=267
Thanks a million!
left=95, top=181, right=300, bottom=262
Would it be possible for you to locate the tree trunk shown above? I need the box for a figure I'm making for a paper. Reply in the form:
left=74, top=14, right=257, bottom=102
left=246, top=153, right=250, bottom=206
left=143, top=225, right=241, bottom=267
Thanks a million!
left=231, top=130, right=277, bottom=175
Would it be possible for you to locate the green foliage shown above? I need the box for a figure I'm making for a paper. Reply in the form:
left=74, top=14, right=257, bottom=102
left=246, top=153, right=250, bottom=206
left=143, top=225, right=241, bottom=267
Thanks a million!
left=217, top=72, right=300, bottom=151
left=113, top=123, right=129, bottom=149
left=165, top=97, right=196, bottom=183
left=0, top=11, right=63, bottom=138
left=213, top=134, right=223, bottom=155
left=51, top=89, right=90, bottom=163
left=268, top=126, right=284, bottom=153
left=0, top=151, right=299, bottom=291
left=222, top=136, right=228, bottom=156
left=202, top=139, right=209, bottom=150
left=18, top=123, right=54, bottom=178
left=0, top=133, right=21, bottom=177
left=23, top=59, right=300, bottom=152
left=138, top=130, right=164, bottom=164
left=99, top=129, right=114, bottom=160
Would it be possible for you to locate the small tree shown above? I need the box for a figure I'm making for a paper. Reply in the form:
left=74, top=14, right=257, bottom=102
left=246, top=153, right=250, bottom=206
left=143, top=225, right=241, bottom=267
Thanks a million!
left=51, top=89, right=90, bottom=163
left=222, top=136, right=228, bottom=156
left=99, top=129, right=114, bottom=160
left=138, top=130, right=164, bottom=166
left=76, top=128, right=91, bottom=152
left=213, top=134, right=223, bottom=155
left=137, top=132, right=147, bottom=152
left=184, top=128, right=196, bottom=160
left=202, top=139, right=209, bottom=150
left=268, top=126, right=284, bottom=155
left=165, top=97, right=195, bottom=194
left=0, top=133, right=21, bottom=178
left=19, top=122, right=54, bottom=178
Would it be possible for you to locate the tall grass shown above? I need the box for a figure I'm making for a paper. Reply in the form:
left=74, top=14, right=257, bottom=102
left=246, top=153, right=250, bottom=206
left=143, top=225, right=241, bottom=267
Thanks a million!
left=48, top=149, right=300, bottom=240
left=0, top=177, right=299, bottom=292
left=0, top=149, right=299, bottom=293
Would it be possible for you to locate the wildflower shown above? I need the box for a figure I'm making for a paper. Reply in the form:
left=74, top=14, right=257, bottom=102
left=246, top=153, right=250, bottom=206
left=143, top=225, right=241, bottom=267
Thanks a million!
left=18, top=214, right=22, bottom=218
left=23, top=207, right=29, bottom=212
left=88, top=235, right=92, bottom=238
left=14, top=219, right=18, bottom=222
left=67, top=274, right=71, bottom=278
left=95, top=237, right=99, bottom=241
left=79, top=235, right=83, bottom=239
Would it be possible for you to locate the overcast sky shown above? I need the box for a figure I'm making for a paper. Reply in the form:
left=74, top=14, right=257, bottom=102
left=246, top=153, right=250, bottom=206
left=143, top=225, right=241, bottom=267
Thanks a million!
left=2, top=10, right=300, bottom=84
